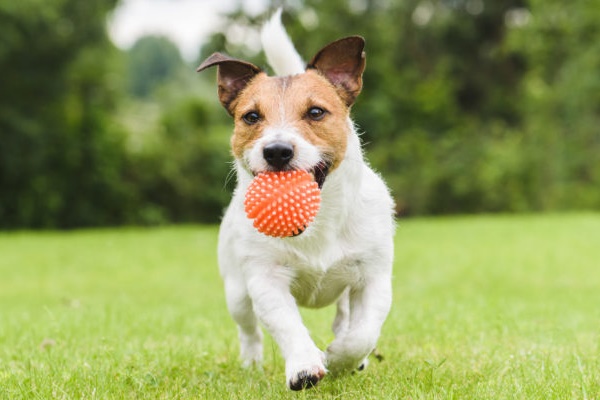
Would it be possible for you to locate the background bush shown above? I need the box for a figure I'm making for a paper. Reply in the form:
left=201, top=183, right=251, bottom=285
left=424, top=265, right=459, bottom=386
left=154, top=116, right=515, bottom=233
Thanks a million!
left=1, top=0, right=599, bottom=228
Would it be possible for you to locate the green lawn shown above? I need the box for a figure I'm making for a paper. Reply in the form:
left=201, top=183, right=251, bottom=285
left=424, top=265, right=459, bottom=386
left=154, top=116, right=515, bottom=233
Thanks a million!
left=1, top=214, right=599, bottom=399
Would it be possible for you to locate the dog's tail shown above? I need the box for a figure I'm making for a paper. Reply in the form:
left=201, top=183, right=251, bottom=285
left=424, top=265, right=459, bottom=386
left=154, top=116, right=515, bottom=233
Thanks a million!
left=261, top=9, right=305, bottom=76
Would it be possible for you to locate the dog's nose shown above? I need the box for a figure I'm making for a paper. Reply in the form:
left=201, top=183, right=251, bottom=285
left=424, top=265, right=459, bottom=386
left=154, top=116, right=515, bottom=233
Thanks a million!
left=263, top=142, right=294, bottom=170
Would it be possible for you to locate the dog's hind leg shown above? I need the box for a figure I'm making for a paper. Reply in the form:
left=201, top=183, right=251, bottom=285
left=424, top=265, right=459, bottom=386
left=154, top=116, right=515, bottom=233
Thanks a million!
left=224, top=277, right=263, bottom=367
left=333, top=288, right=371, bottom=372
left=332, top=288, right=350, bottom=337
left=325, top=268, right=392, bottom=374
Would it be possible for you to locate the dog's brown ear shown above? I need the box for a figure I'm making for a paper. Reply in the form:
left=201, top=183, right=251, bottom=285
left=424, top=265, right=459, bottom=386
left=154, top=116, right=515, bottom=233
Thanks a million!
left=197, top=53, right=262, bottom=115
left=307, top=36, right=366, bottom=106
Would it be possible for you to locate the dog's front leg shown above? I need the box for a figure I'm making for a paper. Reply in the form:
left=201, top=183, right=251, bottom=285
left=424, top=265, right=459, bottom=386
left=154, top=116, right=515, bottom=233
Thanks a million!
left=246, top=267, right=326, bottom=390
left=223, top=276, right=263, bottom=367
left=326, top=271, right=392, bottom=373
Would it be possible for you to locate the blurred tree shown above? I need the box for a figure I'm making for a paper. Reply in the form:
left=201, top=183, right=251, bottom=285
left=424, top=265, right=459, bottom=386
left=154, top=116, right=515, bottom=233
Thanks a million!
left=128, top=96, right=233, bottom=224
left=2, top=0, right=598, bottom=228
left=0, top=0, right=132, bottom=228
left=116, top=32, right=234, bottom=224
left=507, top=0, right=600, bottom=210
left=127, top=35, right=184, bottom=98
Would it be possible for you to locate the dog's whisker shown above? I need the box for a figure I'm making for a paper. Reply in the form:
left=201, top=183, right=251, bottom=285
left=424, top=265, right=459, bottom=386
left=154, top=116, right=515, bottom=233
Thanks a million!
left=223, top=161, right=237, bottom=190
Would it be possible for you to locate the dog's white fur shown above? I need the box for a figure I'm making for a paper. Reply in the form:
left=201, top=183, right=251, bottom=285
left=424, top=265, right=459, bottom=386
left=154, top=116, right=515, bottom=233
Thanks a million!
left=260, top=8, right=305, bottom=76
left=214, top=12, right=395, bottom=390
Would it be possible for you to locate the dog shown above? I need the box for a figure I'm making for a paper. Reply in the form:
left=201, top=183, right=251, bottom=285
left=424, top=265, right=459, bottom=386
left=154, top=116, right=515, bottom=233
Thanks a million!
left=197, top=10, right=395, bottom=391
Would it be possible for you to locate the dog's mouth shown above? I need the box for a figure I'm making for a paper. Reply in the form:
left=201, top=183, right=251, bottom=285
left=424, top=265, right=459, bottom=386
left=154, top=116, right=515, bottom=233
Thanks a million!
left=310, top=161, right=330, bottom=189
left=252, top=161, right=331, bottom=189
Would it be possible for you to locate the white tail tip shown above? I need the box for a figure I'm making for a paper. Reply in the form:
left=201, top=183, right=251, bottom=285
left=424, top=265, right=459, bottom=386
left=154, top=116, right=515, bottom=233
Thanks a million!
left=261, top=8, right=305, bottom=76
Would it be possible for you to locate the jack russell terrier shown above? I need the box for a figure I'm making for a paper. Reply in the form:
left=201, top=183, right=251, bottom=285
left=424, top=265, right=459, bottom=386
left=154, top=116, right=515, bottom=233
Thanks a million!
left=197, top=10, right=395, bottom=391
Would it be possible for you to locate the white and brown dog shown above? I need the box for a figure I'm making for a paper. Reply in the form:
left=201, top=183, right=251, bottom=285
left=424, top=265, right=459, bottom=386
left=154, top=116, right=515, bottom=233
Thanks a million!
left=197, top=11, right=395, bottom=390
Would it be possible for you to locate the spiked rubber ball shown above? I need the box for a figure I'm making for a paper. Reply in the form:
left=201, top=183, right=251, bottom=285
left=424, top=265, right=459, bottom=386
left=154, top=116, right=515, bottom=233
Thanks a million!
left=244, top=170, right=321, bottom=237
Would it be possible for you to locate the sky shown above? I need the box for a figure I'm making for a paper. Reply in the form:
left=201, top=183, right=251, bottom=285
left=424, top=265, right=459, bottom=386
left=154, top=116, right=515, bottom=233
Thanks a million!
left=108, top=0, right=269, bottom=61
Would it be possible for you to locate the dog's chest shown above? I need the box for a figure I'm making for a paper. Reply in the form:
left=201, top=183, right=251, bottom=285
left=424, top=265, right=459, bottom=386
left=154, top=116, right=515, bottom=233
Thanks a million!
left=282, top=242, right=364, bottom=308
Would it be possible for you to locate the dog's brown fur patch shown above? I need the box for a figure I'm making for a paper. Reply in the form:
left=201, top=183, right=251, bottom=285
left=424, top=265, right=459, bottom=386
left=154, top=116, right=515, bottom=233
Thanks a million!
left=230, top=70, right=351, bottom=172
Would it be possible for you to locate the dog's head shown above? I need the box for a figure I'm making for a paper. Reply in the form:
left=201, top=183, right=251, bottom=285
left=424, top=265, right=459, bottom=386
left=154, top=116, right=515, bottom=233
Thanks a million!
left=197, top=37, right=365, bottom=188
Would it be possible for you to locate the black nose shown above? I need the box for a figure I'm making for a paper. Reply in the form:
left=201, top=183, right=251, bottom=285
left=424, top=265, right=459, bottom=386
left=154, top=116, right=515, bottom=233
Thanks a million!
left=263, top=142, right=294, bottom=170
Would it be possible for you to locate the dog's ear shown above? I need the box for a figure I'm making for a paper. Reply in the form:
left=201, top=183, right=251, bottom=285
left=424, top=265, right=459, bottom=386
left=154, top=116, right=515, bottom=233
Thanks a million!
left=307, top=36, right=366, bottom=106
left=197, top=53, right=262, bottom=115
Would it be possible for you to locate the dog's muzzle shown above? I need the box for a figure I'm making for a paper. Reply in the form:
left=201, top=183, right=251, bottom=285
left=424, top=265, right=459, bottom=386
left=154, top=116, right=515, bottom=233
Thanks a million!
left=261, top=142, right=330, bottom=189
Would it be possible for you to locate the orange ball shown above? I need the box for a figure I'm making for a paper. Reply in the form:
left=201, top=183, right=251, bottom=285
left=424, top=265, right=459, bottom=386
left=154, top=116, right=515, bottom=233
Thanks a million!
left=244, top=170, right=321, bottom=237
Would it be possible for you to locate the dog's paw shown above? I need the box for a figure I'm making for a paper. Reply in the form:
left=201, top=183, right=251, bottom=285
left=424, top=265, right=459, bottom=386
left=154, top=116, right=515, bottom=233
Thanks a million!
left=239, top=328, right=263, bottom=368
left=357, top=357, right=369, bottom=371
left=326, top=352, right=362, bottom=375
left=356, top=349, right=383, bottom=372
left=286, top=350, right=327, bottom=391
left=241, top=356, right=263, bottom=369
left=240, top=342, right=263, bottom=368
left=325, top=336, right=374, bottom=374
left=288, top=366, right=326, bottom=391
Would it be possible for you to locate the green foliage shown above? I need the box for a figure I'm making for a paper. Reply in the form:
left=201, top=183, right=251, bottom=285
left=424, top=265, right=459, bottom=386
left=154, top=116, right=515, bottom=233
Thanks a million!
left=0, top=0, right=232, bottom=228
left=2, top=0, right=600, bottom=228
left=507, top=0, right=600, bottom=210
left=126, top=97, right=233, bottom=224
left=127, top=36, right=184, bottom=98
left=117, top=43, right=233, bottom=224
left=0, top=0, right=132, bottom=228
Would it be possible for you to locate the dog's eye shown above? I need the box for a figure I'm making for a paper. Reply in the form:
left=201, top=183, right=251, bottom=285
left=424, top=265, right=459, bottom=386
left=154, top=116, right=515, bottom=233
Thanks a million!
left=242, top=111, right=260, bottom=125
left=307, top=107, right=326, bottom=121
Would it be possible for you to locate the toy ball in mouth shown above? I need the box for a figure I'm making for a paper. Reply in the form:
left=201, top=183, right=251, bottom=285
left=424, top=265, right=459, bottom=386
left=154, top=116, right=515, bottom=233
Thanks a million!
left=244, top=170, right=321, bottom=238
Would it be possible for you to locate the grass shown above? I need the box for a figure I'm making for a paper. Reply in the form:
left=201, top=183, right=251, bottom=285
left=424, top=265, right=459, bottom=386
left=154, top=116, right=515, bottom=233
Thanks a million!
left=1, top=213, right=599, bottom=399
